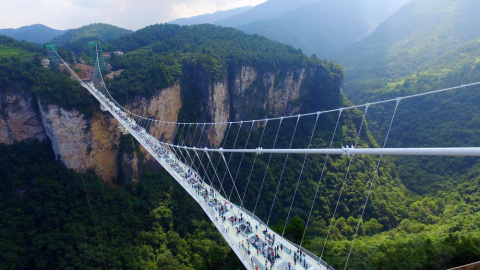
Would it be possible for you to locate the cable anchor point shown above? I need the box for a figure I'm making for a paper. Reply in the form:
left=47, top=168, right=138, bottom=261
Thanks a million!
left=342, top=145, right=355, bottom=157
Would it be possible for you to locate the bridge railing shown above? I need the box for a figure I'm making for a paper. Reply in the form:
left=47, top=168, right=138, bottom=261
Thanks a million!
left=228, top=201, right=334, bottom=270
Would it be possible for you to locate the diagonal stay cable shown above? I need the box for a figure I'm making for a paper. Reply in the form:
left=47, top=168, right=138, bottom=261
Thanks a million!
left=191, top=124, right=217, bottom=191
left=213, top=123, right=232, bottom=183
left=196, top=124, right=218, bottom=189
left=194, top=149, right=229, bottom=197
left=243, top=120, right=269, bottom=209
left=171, top=123, right=191, bottom=170
left=301, top=109, right=343, bottom=250
left=266, top=116, right=301, bottom=226
left=218, top=150, right=246, bottom=209
left=229, top=121, right=255, bottom=201
left=252, top=118, right=283, bottom=219
left=282, top=113, right=321, bottom=236
left=320, top=106, right=369, bottom=260
left=220, top=122, right=243, bottom=191
left=343, top=99, right=401, bottom=270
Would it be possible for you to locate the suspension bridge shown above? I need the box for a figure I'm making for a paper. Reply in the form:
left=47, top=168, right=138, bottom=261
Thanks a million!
left=50, top=43, right=480, bottom=270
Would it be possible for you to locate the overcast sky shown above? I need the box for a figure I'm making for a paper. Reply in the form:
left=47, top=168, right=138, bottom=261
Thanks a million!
left=0, top=0, right=267, bottom=30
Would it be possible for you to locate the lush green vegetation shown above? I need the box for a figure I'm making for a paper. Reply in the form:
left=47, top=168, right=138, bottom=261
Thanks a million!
left=111, top=24, right=319, bottom=72
left=0, top=139, right=242, bottom=269
left=0, top=35, right=42, bottom=58
left=0, top=36, right=95, bottom=116
left=326, top=0, right=480, bottom=267
left=338, top=0, right=480, bottom=99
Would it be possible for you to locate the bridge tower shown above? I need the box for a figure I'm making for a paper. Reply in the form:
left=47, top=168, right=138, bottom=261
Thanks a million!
left=45, top=44, right=60, bottom=67
left=88, top=41, right=106, bottom=85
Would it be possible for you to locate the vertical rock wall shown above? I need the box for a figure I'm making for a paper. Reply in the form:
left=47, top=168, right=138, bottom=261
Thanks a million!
left=0, top=90, right=45, bottom=144
left=38, top=101, right=120, bottom=181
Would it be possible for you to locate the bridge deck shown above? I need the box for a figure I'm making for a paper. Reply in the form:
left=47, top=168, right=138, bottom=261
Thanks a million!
left=82, top=82, right=331, bottom=270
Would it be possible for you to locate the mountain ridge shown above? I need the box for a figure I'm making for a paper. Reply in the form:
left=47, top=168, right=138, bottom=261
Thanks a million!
left=169, top=0, right=410, bottom=58
left=336, top=0, right=480, bottom=95
left=0, top=24, right=68, bottom=44
left=169, top=6, right=253, bottom=25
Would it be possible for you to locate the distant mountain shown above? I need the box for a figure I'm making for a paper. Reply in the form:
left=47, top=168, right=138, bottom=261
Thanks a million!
left=215, top=0, right=317, bottom=27
left=50, top=23, right=132, bottom=46
left=336, top=0, right=480, bottom=91
left=169, top=0, right=409, bottom=58
left=50, top=23, right=133, bottom=54
left=236, top=0, right=373, bottom=57
left=0, top=24, right=68, bottom=44
left=170, top=6, right=253, bottom=25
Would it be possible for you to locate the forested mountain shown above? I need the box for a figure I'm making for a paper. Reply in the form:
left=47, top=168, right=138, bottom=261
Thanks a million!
left=321, top=1, right=480, bottom=267
left=0, top=140, right=243, bottom=269
left=330, top=38, right=480, bottom=268
left=336, top=0, right=480, bottom=99
left=0, top=24, right=68, bottom=44
left=169, top=0, right=409, bottom=58
left=49, top=23, right=132, bottom=54
left=235, top=1, right=373, bottom=58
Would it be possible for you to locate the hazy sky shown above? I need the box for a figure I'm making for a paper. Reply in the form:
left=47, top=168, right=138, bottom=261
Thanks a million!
left=0, top=0, right=267, bottom=30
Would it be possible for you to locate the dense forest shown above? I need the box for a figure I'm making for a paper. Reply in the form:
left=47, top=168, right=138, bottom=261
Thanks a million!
left=0, top=36, right=94, bottom=117
left=326, top=0, right=480, bottom=268
left=0, top=139, right=243, bottom=269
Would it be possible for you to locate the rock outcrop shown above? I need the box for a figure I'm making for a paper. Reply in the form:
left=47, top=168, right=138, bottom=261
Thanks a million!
left=38, top=102, right=120, bottom=181
left=0, top=90, right=45, bottom=144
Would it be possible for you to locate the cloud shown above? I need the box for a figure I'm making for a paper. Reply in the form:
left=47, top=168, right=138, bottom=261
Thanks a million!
left=0, top=0, right=267, bottom=30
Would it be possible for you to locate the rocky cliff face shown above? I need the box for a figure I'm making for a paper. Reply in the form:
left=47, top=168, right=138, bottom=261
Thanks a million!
left=229, top=66, right=308, bottom=121
left=38, top=102, right=120, bottom=181
left=0, top=89, right=45, bottom=144
left=196, top=65, right=325, bottom=146
left=127, top=83, right=182, bottom=144
left=0, top=64, right=340, bottom=182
